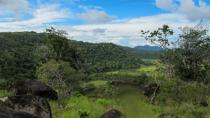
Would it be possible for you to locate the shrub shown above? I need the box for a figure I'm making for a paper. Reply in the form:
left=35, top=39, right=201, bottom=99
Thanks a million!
left=156, top=79, right=209, bottom=105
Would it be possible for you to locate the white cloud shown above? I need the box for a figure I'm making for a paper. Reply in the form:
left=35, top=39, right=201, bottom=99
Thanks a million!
left=0, top=4, right=71, bottom=31
left=0, top=12, right=198, bottom=47
left=155, top=0, right=210, bottom=21
left=156, top=0, right=178, bottom=11
left=0, top=0, right=29, bottom=16
left=178, top=0, right=210, bottom=21
left=56, top=13, right=195, bottom=47
left=76, top=9, right=113, bottom=23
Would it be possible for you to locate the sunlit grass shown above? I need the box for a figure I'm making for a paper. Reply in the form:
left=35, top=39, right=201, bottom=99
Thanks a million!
left=0, top=90, right=14, bottom=97
left=50, top=82, right=210, bottom=118
left=114, top=86, right=161, bottom=118
left=103, top=65, right=158, bottom=78
left=137, top=65, right=157, bottom=73
left=50, top=96, right=118, bottom=118
left=87, top=80, right=107, bottom=87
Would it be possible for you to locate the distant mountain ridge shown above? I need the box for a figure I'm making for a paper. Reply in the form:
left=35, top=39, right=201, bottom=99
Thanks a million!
left=134, top=45, right=162, bottom=51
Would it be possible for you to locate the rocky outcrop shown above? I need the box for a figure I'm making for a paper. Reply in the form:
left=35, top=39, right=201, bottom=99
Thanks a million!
left=0, top=107, right=40, bottom=118
left=14, top=80, right=58, bottom=100
left=101, top=109, right=123, bottom=118
left=3, top=95, right=52, bottom=118
left=0, top=79, right=57, bottom=118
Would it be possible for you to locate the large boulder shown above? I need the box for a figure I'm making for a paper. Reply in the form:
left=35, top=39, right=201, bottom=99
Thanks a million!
left=14, top=80, right=58, bottom=100
left=143, top=83, right=160, bottom=97
left=4, top=95, right=52, bottom=118
left=0, top=107, right=40, bottom=118
left=101, top=109, right=123, bottom=118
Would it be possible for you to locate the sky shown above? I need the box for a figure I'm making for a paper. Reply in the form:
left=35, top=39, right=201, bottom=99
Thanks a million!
left=0, top=0, right=210, bottom=47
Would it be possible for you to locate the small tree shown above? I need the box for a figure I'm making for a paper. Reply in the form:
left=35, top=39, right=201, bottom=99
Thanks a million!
left=35, top=27, right=82, bottom=70
left=36, top=60, right=85, bottom=97
left=45, top=27, right=69, bottom=61
left=141, top=25, right=175, bottom=79
left=140, top=25, right=173, bottom=48
left=175, top=26, right=210, bottom=82
left=141, top=25, right=210, bottom=82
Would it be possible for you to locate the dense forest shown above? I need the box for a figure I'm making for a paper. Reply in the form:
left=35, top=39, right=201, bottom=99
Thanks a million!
left=0, top=31, right=162, bottom=83
left=0, top=26, right=210, bottom=118
left=0, top=31, right=152, bottom=82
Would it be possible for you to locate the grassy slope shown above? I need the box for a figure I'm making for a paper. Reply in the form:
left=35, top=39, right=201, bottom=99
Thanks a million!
left=50, top=63, right=160, bottom=118
left=50, top=84, right=160, bottom=118
left=50, top=59, right=210, bottom=118
left=50, top=80, right=210, bottom=118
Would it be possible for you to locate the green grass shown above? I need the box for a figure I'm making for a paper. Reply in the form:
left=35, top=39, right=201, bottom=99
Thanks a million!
left=137, top=65, right=157, bottom=73
left=87, top=80, right=107, bottom=87
left=50, top=96, right=118, bottom=118
left=106, top=65, right=157, bottom=77
left=89, top=59, right=161, bottom=80
left=142, top=59, right=159, bottom=65
left=0, top=90, right=14, bottom=97
left=50, top=86, right=161, bottom=118
left=50, top=83, right=210, bottom=118
left=90, top=65, right=159, bottom=80
left=50, top=58, right=210, bottom=118
left=114, top=86, right=160, bottom=118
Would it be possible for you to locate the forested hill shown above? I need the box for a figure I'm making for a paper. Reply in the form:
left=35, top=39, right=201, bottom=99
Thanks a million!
left=125, top=45, right=162, bottom=59
left=68, top=40, right=144, bottom=72
left=0, top=32, right=146, bottom=80
left=134, top=45, right=162, bottom=51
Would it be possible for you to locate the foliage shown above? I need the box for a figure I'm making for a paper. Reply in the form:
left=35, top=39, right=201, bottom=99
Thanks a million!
left=0, top=31, right=145, bottom=82
left=141, top=25, right=210, bottom=82
left=68, top=41, right=144, bottom=73
left=156, top=79, right=210, bottom=105
left=44, top=27, right=82, bottom=70
left=36, top=59, right=85, bottom=97
left=0, top=32, right=43, bottom=82
left=141, top=25, right=173, bottom=48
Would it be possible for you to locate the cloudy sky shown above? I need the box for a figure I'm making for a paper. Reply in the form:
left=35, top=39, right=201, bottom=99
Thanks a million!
left=0, top=0, right=210, bottom=47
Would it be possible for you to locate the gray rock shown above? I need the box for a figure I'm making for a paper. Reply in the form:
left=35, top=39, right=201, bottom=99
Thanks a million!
left=0, top=107, right=40, bottom=118
left=14, top=80, right=58, bottom=100
left=4, top=95, right=52, bottom=118
left=101, top=109, right=123, bottom=118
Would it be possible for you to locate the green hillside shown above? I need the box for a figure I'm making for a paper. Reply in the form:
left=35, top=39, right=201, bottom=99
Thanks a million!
left=0, top=32, right=144, bottom=81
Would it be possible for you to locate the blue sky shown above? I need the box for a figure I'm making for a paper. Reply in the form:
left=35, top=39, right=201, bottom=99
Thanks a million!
left=0, top=0, right=210, bottom=47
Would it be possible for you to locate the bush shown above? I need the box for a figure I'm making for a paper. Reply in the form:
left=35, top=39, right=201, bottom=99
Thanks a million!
left=36, top=59, right=85, bottom=97
left=156, top=79, right=210, bottom=105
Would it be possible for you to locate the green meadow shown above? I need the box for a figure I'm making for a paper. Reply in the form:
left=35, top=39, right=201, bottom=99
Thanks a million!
left=49, top=60, right=210, bottom=118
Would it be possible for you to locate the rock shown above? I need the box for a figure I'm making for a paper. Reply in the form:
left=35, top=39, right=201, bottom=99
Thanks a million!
left=101, top=109, right=123, bottom=118
left=14, top=80, right=58, bottom=100
left=0, top=107, right=40, bottom=118
left=143, top=83, right=160, bottom=97
left=200, top=100, right=208, bottom=107
left=4, top=95, right=52, bottom=118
